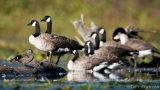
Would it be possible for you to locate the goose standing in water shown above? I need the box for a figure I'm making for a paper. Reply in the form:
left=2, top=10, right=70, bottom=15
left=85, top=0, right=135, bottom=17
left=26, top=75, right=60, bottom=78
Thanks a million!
left=27, top=20, right=83, bottom=64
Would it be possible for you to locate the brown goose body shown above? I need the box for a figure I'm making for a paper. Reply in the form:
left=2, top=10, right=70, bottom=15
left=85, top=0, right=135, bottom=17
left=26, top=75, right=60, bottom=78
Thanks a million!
left=91, top=46, right=137, bottom=64
left=68, top=54, right=106, bottom=71
left=125, top=38, right=156, bottom=51
left=112, top=27, right=160, bottom=57
left=68, top=41, right=130, bottom=72
left=27, top=20, right=83, bottom=63
left=96, top=28, right=137, bottom=52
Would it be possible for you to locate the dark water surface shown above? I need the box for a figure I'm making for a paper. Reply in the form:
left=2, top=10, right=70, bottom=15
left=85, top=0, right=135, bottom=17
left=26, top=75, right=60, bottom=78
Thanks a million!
left=0, top=60, right=160, bottom=90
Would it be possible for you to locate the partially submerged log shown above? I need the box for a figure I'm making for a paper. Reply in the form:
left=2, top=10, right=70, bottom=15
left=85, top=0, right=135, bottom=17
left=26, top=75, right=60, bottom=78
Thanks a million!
left=0, top=50, right=67, bottom=79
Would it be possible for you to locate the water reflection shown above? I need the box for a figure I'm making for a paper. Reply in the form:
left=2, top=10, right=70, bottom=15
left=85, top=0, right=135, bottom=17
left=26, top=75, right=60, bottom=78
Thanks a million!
left=67, top=68, right=160, bottom=82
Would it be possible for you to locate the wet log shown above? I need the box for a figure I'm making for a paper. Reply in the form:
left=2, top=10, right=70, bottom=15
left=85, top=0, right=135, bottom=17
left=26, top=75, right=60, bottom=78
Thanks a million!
left=0, top=59, right=67, bottom=79
left=0, top=49, right=67, bottom=78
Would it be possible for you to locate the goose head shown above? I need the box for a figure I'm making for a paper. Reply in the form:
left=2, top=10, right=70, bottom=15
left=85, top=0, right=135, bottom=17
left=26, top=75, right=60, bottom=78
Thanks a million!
left=10, top=49, right=34, bottom=65
left=85, top=41, right=95, bottom=55
left=27, top=20, right=38, bottom=27
left=96, top=27, right=106, bottom=35
left=112, top=27, right=129, bottom=44
left=96, top=27, right=106, bottom=47
left=41, top=15, right=52, bottom=34
left=27, top=20, right=41, bottom=37
left=41, top=15, right=52, bottom=23
left=89, top=32, right=100, bottom=50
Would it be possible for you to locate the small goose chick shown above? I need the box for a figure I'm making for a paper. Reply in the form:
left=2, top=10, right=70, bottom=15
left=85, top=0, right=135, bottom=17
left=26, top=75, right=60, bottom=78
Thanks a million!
left=27, top=20, right=83, bottom=64
left=10, top=49, right=34, bottom=65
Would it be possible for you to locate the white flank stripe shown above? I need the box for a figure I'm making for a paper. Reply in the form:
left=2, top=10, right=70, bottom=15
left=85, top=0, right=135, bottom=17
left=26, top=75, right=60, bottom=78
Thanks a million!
left=107, top=63, right=121, bottom=69
left=93, top=64, right=108, bottom=71
left=138, top=49, right=152, bottom=57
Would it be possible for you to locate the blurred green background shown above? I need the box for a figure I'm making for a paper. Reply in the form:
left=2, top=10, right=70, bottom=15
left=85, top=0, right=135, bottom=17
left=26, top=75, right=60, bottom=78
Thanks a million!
left=0, top=0, right=160, bottom=61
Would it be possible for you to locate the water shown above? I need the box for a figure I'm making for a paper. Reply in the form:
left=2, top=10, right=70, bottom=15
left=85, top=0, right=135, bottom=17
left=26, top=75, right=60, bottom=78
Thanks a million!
left=0, top=60, right=160, bottom=90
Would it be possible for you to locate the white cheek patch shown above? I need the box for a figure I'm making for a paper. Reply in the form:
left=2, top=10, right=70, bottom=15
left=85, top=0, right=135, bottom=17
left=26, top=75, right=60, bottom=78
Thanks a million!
left=91, top=33, right=97, bottom=39
left=113, top=35, right=120, bottom=40
left=32, top=21, right=37, bottom=26
left=72, top=50, right=76, bottom=54
left=46, top=17, right=51, bottom=22
left=99, top=29, right=104, bottom=34
left=86, top=42, right=90, bottom=47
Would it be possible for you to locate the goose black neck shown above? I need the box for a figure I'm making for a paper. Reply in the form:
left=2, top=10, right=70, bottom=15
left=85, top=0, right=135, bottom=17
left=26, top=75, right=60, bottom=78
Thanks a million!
left=72, top=50, right=79, bottom=62
left=101, top=30, right=106, bottom=42
left=94, top=34, right=100, bottom=50
left=33, top=22, right=41, bottom=37
left=45, top=20, right=52, bottom=34
left=89, top=42, right=95, bottom=55
left=84, top=45, right=89, bottom=56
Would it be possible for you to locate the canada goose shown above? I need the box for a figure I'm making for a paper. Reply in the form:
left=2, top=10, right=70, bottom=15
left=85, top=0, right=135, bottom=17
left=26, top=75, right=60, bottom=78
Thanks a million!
left=96, top=27, right=106, bottom=46
left=89, top=32, right=139, bottom=68
left=89, top=32, right=138, bottom=55
left=40, top=15, right=52, bottom=33
left=67, top=41, right=131, bottom=72
left=96, top=28, right=138, bottom=53
left=27, top=20, right=83, bottom=64
left=67, top=41, right=109, bottom=71
left=96, top=27, right=123, bottom=48
left=10, top=49, right=34, bottom=65
left=112, top=27, right=160, bottom=58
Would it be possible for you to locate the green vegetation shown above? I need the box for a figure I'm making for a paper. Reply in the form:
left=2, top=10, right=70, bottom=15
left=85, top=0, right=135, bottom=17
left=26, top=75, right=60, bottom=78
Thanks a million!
left=0, top=0, right=160, bottom=61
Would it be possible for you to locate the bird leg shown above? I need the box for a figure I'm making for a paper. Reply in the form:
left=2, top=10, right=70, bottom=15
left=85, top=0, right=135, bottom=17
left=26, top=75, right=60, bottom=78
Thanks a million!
left=46, top=52, right=49, bottom=60
left=56, top=55, right=61, bottom=65
left=48, top=51, right=52, bottom=62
